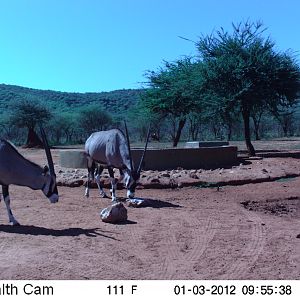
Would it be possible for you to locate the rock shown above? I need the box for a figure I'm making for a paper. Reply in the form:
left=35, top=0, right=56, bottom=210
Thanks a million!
left=150, top=178, right=160, bottom=183
left=189, top=172, right=199, bottom=179
left=172, top=174, right=182, bottom=178
left=161, top=172, right=170, bottom=178
left=100, top=202, right=128, bottom=223
left=60, top=179, right=84, bottom=187
left=169, top=178, right=178, bottom=188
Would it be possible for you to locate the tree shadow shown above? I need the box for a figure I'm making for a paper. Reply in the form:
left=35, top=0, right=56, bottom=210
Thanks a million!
left=0, top=225, right=118, bottom=240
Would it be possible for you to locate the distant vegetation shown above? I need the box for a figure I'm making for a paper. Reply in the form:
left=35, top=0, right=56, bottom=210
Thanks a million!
left=1, top=21, right=300, bottom=154
left=0, top=83, right=144, bottom=146
left=0, top=83, right=142, bottom=115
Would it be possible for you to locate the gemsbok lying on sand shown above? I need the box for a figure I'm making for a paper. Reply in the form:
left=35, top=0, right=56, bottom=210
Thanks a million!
left=84, top=123, right=150, bottom=201
left=0, top=128, right=58, bottom=226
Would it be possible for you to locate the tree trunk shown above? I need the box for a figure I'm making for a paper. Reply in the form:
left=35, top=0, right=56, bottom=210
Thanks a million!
left=282, top=118, right=289, bottom=137
left=252, top=117, right=260, bottom=140
left=173, top=118, right=186, bottom=147
left=251, top=112, right=263, bottom=141
left=188, top=115, right=200, bottom=141
left=254, top=127, right=260, bottom=140
left=55, top=130, right=61, bottom=144
left=242, top=109, right=256, bottom=156
left=24, top=127, right=43, bottom=148
left=227, top=124, right=232, bottom=141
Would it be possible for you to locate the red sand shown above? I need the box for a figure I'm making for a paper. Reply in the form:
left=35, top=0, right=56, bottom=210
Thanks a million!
left=0, top=148, right=299, bottom=280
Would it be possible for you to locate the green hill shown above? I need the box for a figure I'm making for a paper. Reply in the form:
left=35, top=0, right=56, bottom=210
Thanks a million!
left=0, top=83, right=144, bottom=115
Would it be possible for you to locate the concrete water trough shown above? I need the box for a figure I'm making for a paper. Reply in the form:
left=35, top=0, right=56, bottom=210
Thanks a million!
left=185, top=141, right=229, bottom=148
left=59, top=145, right=238, bottom=171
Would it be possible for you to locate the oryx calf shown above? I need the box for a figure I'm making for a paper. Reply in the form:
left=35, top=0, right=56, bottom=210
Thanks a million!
left=84, top=124, right=150, bottom=201
left=0, top=128, right=58, bottom=225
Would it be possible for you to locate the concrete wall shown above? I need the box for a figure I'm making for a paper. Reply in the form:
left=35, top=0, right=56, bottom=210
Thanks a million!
left=59, top=146, right=238, bottom=170
left=132, top=146, right=237, bottom=170
left=59, top=150, right=87, bottom=169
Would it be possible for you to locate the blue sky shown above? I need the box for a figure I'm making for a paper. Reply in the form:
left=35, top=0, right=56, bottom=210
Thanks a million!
left=0, top=0, right=299, bottom=93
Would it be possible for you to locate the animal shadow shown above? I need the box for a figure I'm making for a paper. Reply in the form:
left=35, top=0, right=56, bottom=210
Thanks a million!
left=0, top=224, right=118, bottom=240
left=117, top=197, right=182, bottom=209
left=113, top=220, right=138, bottom=226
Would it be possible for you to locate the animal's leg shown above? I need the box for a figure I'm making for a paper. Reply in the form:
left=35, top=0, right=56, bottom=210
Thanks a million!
left=85, top=158, right=95, bottom=198
left=118, top=168, right=124, bottom=183
left=2, top=185, right=20, bottom=226
left=95, top=166, right=108, bottom=198
left=108, top=167, right=117, bottom=202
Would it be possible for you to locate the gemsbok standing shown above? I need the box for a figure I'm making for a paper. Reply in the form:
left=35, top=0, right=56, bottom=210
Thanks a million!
left=84, top=123, right=150, bottom=201
left=0, top=127, right=58, bottom=226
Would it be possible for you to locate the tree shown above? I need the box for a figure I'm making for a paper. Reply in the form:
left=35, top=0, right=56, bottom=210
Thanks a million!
left=251, top=104, right=266, bottom=140
left=205, top=94, right=240, bottom=141
left=271, top=104, right=297, bottom=137
left=78, top=105, right=113, bottom=136
left=9, top=98, right=52, bottom=147
left=47, top=112, right=78, bottom=144
left=197, top=21, right=300, bottom=155
left=142, top=58, right=203, bottom=146
left=188, top=112, right=202, bottom=141
left=0, top=114, right=18, bottom=140
left=128, top=105, right=164, bottom=142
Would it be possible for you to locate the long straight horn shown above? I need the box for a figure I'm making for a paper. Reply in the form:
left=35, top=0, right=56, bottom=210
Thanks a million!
left=40, top=126, right=55, bottom=176
left=137, top=125, right=151, bottom=175
left=124, top=121, right=134, bottom=172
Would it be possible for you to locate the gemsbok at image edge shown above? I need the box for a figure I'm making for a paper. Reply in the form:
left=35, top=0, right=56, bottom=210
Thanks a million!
left=0, top=127, right=58, bottom=226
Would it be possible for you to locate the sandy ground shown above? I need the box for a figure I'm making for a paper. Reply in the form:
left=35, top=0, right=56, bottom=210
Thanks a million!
left=0, top=148, right=299, bottom=280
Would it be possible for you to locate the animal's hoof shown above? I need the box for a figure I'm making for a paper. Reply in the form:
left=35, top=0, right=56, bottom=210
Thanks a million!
left=11, top=222, right=20, bottom=226
left=85, top=188, right=89, bottom=198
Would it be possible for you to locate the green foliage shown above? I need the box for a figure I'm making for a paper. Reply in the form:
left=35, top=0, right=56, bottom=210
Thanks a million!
left=0, top=84, right=143, bottom=116
left=198, top=21, right=300, bottom=112
left=196, top=20, right=300, bottom=154
left=141, top=58, right=205, bottom=146
left=47, top=112, right=77, bottom=144
left=0, top=84, right=143, bottom=144
left=142, top=58, right=202, bottom=117
left=78, top=104, right=113, bottom=136
left=9, top=98, right=51, bottom=130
